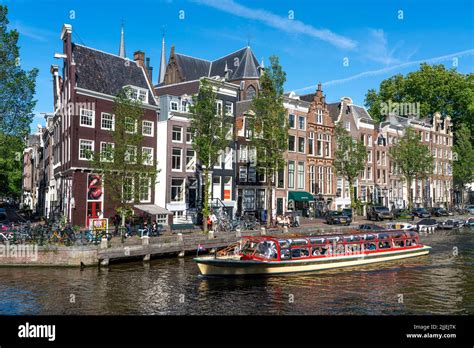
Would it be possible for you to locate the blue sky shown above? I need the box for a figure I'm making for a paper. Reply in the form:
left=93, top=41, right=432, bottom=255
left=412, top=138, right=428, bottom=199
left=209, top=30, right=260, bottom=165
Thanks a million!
left=2, top=0, right=473, bottom=131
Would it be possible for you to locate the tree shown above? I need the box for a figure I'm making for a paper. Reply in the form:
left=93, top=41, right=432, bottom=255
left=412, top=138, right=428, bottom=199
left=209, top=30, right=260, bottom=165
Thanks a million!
left=89, top=88, right=158, bottom=230
left=333, top=124, right=367, bottom=218
left=249, top=56, right=287, bottom=227
left=389, top=127, right=433, bottom=209
left=364, top=64, right=474, bottom=140
left=453, top=124, right=474, bottom=204
left=0, top=5, right=38, bottom=198
left=189, top=79, right=230, bottom=232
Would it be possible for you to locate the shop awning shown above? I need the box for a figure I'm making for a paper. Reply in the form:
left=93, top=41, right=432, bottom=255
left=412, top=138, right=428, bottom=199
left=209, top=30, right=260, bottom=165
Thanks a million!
left=288, top=191, right=314, bottom=202
left=134, top=204, right=171, bottom=215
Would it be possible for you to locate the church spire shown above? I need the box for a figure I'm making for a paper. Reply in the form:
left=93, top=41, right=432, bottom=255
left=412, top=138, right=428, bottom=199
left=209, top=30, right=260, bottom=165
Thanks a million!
left=119, top=23, right=126, bottom=58
left=158, top=34, right=166, bottom=84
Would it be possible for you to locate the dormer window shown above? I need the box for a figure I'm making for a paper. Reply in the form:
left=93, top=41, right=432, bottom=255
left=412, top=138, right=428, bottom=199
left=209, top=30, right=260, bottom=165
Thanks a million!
left=124, top=86, right=148, bottom=103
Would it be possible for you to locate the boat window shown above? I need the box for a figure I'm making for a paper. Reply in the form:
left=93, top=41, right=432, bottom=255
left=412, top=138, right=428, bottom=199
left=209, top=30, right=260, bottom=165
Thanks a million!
left=291, top=248, right=310, bottom=258
left=378, top=240, right=391, bottom=249
left=364, top=242, right=376, bottom=251
left=364, top=234, right=375, bottom=240
left=309, top=238, right=325, bottom=244
left=291, top=239, right=309, bottom=246
left=256, top=240, right=278, bottom=260
left=393, top=240, right=404, bottom=248
left=278, top=240, right=291, bottom=248
left=312, top=246, right=323, bottom=256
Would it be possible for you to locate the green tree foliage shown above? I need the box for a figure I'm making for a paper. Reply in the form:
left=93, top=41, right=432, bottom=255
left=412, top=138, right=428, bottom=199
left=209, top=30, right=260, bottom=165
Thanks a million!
left=0, top=5, right=38, bottom=198
left=89, top=88, right=158, bottom=226
left=333, top=124, right=367, bottom=217
left=453, top=124, right=474, bottom=203
left=189, top=79, right=230, bottom=232
left=250, top=56, right=287, bottom=226
left=365, top=64, right=474, bottom=139
left=389, top=127, right=433, bottom=209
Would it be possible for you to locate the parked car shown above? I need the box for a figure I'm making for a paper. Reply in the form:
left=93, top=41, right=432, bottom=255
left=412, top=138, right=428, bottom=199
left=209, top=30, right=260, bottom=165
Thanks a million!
left=367, top=206, right=394, bottom=221
left=357, top=224, right=384, bottom=231
left=0, top=212, right=7, bottom=222
left=412, top=208, right=431, bottom=218
left=392, top=209, right=414, bottom=219
left=325, top=211, right=351, bottom=225
left=430, top=207, right=449, bottom=217
left=465, top=205, right=474, bottom=215
left=342, top=208, right=353, bottom=219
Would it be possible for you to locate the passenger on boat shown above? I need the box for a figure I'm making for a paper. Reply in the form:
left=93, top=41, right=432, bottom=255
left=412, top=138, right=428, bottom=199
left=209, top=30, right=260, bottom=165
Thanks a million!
left=406, top=240, right=412, bottom=246
left=411, top=239, right=417, bottom=246
left=312, top=248, right=321, bottom=256
left=394, top=240, right=404, bottom=248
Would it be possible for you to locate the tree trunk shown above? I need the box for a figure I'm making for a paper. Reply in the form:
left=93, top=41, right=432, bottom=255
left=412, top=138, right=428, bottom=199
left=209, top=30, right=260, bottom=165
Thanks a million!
left=202, top=169, right=210, bottom=233
left=348, top=178, right=355, bottom=222
left=407, top=178, right=413, bottom=210
left=267, top=182, right=273, bottom=228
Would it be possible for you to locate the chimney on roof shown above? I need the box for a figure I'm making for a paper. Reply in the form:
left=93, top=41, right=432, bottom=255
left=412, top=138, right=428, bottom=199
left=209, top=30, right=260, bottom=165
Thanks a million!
left=119, top=24, right=126, bottom=58
left=146, top=57, right=153, bottom=81
left=134, top=51, right=145, bottom=67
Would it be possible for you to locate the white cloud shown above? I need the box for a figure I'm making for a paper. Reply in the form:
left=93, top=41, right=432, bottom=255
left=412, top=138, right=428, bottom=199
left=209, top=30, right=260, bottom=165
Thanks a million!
left=193, top=0, right=357, bottom=50
left=10, top=21, right=54, bottom=42
left=364, top=29, right=402, bottom=65
left=294, top=49, right=474, bottom=92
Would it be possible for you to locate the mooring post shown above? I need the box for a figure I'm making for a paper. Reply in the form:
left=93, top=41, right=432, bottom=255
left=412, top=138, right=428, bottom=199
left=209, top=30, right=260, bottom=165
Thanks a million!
left=283, top=226, right=288, bottom=234
left=142, top=235, right=150, bottom=261
left=261, top=227, right=266, bottom=235
left=208, top=230, right=215, bottom=239
left=177, top=233, right=185, bottom=257
left=236, top=228, right=241, bottom=238
left=99, top=237, right=109, bottom=267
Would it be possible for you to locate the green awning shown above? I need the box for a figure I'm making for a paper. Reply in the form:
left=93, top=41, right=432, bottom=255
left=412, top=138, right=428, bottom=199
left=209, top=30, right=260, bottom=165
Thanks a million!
left=288, top=191, right=314, bottom=202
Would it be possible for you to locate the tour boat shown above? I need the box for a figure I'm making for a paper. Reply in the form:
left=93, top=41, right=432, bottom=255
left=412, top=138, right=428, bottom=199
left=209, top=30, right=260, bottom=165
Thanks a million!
left=194, top=230, right=431, bottom=276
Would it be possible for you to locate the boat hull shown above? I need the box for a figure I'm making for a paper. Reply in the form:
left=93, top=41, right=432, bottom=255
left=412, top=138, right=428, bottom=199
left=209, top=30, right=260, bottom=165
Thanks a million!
left=195, top=246, right=431, bottom=276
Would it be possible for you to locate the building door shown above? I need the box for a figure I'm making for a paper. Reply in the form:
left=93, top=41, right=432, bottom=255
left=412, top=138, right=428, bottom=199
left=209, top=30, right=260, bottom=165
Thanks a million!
left=87, top=202, right=102, bottom=227
left=277, top=198, right=283, bottom=215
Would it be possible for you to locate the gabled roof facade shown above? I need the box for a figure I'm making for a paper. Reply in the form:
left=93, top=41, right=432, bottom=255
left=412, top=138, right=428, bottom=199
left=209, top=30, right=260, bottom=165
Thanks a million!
left=72, top=43, right=157, bottom=106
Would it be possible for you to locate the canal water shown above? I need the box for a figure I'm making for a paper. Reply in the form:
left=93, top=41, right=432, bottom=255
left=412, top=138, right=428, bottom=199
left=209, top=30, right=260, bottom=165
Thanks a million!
left=0, top=228, right=472, bottom=315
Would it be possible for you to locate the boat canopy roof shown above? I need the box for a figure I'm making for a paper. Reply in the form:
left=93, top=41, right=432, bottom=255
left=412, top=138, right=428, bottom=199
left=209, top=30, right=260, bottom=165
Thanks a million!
left=242, top=230, right=419, bottom=246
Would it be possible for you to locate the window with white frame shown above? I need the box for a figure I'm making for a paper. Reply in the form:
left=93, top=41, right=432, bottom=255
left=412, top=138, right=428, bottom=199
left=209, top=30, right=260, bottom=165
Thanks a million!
left=172, top=125, right=182, bottom=142
left=367, top=150, right=372, bottom=163
left=125, top=117, right=137, bottom=133
left=225, top=101, right=233, bottom=116
left=139, top=176, right=151, bottom=202
left=239, top=167, right=247, bottom=182
left=125, top=146, right=137, bottom=163
left=297, top=162, right=304, bottom=189
left=239, top=144, right=248, bottom=161
left=224, top=147, right=233, bottom=169
left=101, top=113, right=114, bottom=130
left=367, top=135, right=372, bottom=147
left=317, top=133, right=323, bottom=156
left=308, top=132, right=314, bottom=155
left=298, top=116, right=305, bottom=130
left=129, top=87, right=148, bottom=103
left=80, top=108, right=95, bottom=128
left=215, top=100, right=223, bottom=115
left=288, top=135, right=296, bottom=152
left=123, top=177, right=134, bottom=202
left=258, top=168, right=266, bottom=183
left=170, top=101, right=178, bottom=111
left=213, top=176, right=221, bottom=200
left=186, top=129, right=193, bottom=143
left=100, top=142, right=114, bottom=162
left=186, top=149, right=195, bottom=171
left=309, top=165, right=315, bottom=193
left=344, top=121, right=350, bottom=131
left=298, top=137, right=305, bottom=153
left=79, top=139, right=94, bottom=160
left=181, top=99, right=189, bottom=112
left=367, top=166, right=372, bottom=180
left=316, top=109, right=323, bottom=124
left=172, top=148, right=182, bottom=171
left=142, top=147, right=153, bottom=166
left=171, top=178, right=184, bottom=202
left=288, top=161, right=295, bottom=189
left=288, top=114, right=295, bottom=128
left=142, top=120, right=154, bottom=137
left=277, top=168, right=285, bottom=189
